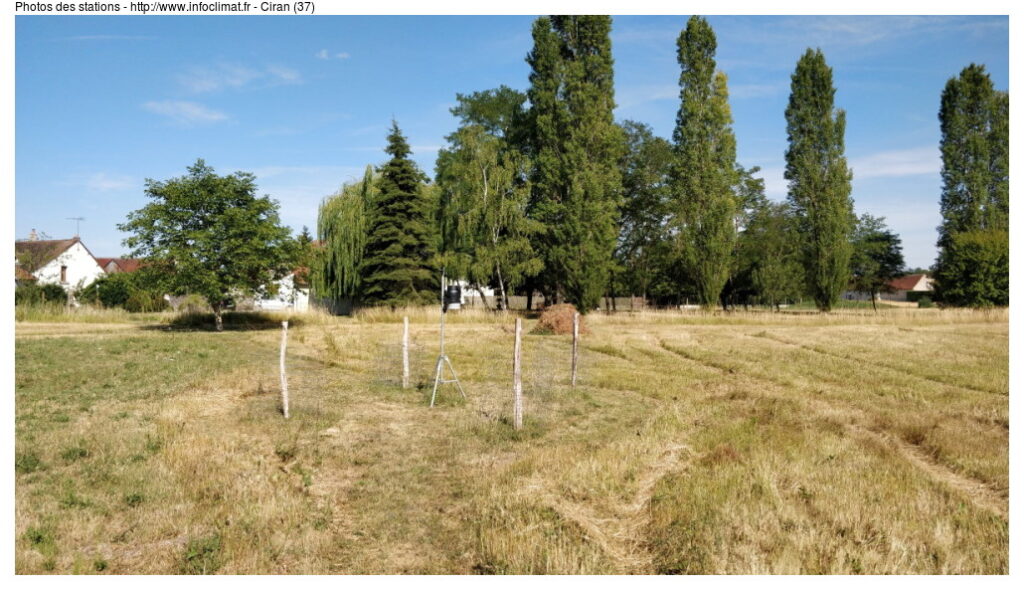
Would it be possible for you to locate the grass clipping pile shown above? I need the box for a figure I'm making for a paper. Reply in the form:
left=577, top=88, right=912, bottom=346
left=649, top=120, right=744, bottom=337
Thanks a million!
left=533, top=304, right=588, bottom=335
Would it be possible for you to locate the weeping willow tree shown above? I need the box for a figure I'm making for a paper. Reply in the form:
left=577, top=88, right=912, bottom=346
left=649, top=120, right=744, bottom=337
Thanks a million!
left=313, top=165, right=376, bottom=303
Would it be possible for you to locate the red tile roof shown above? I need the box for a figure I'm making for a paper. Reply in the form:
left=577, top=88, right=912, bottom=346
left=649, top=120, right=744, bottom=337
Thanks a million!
left=887, top=273, right=929, bottom=291
left=97, top=257, right=144, bottom=273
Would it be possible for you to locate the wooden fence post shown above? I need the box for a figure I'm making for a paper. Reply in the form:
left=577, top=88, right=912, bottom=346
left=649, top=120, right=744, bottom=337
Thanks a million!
left=402, top=316, right=410, bottom=389
left=280, top=320, right=290, bottom=419
left=513, top=317, right=523, bottom=430
left=571, top=312, right=580, bottom=387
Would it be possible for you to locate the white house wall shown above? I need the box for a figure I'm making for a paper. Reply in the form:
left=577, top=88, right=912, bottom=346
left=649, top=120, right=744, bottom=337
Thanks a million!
left=254, top=273, right=310, bottom=312
left=32, top=242, right=105, bottom=292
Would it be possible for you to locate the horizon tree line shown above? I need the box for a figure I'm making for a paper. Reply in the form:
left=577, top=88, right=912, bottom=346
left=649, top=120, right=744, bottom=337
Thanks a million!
left=311, top=15, right=1007, bottom=312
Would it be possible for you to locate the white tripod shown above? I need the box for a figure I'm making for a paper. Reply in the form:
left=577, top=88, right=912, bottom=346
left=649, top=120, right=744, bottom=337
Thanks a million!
left=429, top=271, right=466, bottom=407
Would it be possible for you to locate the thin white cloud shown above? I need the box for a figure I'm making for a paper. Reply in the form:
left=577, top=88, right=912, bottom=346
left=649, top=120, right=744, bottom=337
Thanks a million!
left=57, top=172, right=136, bottom=193
left=849, top=147, right=939, bottom=180
left=316, top=49, right=351, bottom=60
left=142, top=100, right=228, bottom=125
left=729, top=82, right=785, bottom=100
left=266, top=65, right=302, bottom=84
left=616, top=84, right=678, bottom=109
left=177, top=62, right=303, bottom=94
left=85, top=172, right=134, bottom=192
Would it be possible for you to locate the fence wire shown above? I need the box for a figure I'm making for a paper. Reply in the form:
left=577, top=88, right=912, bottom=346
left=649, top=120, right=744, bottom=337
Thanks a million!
left=267, top=318, right=594, bottom=430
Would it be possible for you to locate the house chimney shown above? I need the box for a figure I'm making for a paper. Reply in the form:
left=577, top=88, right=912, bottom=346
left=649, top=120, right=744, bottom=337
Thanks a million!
left=28, top=229, right=38, bottom=241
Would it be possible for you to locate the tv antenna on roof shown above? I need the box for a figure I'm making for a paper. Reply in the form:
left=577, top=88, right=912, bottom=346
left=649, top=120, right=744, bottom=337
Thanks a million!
left=429, top=268, right=467, bottom=407
left=67, top=217, right=85, bottom=237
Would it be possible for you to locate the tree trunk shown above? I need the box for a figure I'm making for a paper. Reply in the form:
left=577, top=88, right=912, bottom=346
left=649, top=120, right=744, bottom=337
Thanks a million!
left=526, top=289, right=534, bottom=311
left=476, top=285, right=492, bottom=311
left=871, top=291, right=877, bottom=312
left=213, top=303, right=224, bottom=332
left=495, top=263, right=508, bottom=312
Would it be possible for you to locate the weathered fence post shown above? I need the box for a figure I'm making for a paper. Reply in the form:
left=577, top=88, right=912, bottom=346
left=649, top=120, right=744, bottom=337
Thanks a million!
left=571, top=312, right=580, bottom=388
left=280, top=320, right=290, bottom=419
left=402, top=316, right=410, bottom=389
left=513, top=317, right=523, bottom=430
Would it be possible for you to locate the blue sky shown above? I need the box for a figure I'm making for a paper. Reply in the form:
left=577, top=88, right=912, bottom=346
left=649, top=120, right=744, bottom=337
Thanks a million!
left=15, top=15, right=1008, bottom=269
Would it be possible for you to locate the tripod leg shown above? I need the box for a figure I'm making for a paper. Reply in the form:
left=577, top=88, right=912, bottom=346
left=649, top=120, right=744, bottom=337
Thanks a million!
left=445, top=356, right=467, bottom=399
left=429, top=356, right=444, bottom=407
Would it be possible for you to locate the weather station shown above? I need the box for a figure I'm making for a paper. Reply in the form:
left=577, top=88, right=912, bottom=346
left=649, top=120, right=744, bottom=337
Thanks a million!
left=429, top=270, right=467, bottom=407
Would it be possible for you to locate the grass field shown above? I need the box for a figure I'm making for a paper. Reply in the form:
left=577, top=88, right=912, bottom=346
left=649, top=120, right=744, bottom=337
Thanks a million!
left=14, top=307, right=1008, bottom=574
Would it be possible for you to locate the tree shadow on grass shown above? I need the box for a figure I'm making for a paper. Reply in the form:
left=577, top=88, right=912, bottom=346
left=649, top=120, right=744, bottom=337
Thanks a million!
left=142, top=311, right=306, bottom=332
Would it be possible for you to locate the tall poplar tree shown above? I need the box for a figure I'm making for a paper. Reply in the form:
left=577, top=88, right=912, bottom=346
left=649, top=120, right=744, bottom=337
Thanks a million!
left=670, top=15, right=740, bottom=308
left=784, top=49, right=854, bottom=312
left=359, top=122, right=438, bottom=307
left=525, top=16, right=566, bottom=306
left=934, top=64, right=1009, bottom=306
left=525, top=16, right=621, bottom=312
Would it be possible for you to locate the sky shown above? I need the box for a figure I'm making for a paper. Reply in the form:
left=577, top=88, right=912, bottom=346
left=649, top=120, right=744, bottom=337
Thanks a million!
left=14, top=15, right=1009, bottom=270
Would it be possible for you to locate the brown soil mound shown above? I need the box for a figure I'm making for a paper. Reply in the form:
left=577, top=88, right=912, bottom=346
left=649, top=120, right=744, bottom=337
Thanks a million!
left=534, top=303, right=588, bottom=335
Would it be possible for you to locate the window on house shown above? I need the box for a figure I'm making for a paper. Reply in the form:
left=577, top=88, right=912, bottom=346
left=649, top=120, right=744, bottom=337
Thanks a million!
left=60, top=265, right=67, bottom=283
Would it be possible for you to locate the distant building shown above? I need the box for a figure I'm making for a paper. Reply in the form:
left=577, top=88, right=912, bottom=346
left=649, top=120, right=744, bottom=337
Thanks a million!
left=881, top=273, right=934, bottom=302
left=95, top=257, right=144, bottom=274
left=253, top=269, right=310, bottom=312
left=15, top=237, right=105, bottom=293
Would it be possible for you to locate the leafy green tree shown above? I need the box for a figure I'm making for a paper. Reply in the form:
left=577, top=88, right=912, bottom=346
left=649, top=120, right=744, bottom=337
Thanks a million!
left=934, top=64, right=1009, bottom=306
left=849, top=214, right=905, bottom=311
left=525, top=15, right=623, bottom=312
left=119, top=159, right=294, bottom=330
left=741, top=202, right=803, bottom=310
left=936, top=229, right=1008, bottom=307
left=616, top=120, right=674, bottom=304
left=314, top=166, right=375, bottom=303
left=450, top=85, right=528, bottom=144
left=670, top=15, right=740, bottom=309
left=436, top=125, right=542, bottom=309
left=723, top=165, right=770, bottom=308
left=359, top=122, right=438, bottom=307
left=784, top=49, right=854, bottom=312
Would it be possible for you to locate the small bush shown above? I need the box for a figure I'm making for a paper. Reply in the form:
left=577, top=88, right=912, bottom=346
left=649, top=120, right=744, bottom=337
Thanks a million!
left=180, top=534, right=223, bottom=574
left=24, top=525, right=54, bottom=548
left=125, top=290, right=167, bottom=313
left=918, top=296, right=934, bottom=309
left=533, top=304, right=587, bottom=335
left=16, top=451, right=45, bottom=474
left=15, top=283, right=68, bottom=306
left=60, top=444, right=90, bottom=463
left=169, top=311, right=301, bottom=331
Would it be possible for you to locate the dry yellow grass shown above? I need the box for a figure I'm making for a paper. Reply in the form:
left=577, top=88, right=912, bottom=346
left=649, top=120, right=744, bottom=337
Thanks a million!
left=15, top=308, right=1008, bottom=574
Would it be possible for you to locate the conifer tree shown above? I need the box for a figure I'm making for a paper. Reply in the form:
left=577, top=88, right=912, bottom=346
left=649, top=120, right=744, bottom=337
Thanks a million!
left=670, top=16, right=740, bottom=308
left=784, top=49, right=854, bottom=312
left=934, top=64, right=1009, bottom=306
left=359, top=122, right=438, bottom=307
